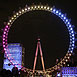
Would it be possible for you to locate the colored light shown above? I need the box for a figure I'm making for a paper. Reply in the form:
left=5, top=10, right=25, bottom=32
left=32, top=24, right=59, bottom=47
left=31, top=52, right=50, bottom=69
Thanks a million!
left=3, top=42, right=5, bottom=44
left=6, top=25, right=8, bottom=28
left=61, top=14, right=64, bottom=17
left=72, top=44, right=74, bottom=46
left=66, top=19, right=68, bottom=22
left=64, top=17, right=66, bottom=19
left=3, top=35, right=5, bottom=37
left=72, top=34, right=74, bottom=36
left=2, top=6, right=75, bottom=72
left=5, top=28, right=7, bottom=31
left=3, top=45, right=5, bottom=47
left=72, top=47, right=74, bottom=49
left=4, top=48, right=6, bottom=51
left=70, top=28, right=73, bottom=30
left=56, top=10, right=58, bottom=14
left=72, top=41, right=75, bottom=43
left=4, top=32, right=6, bottom=34
left=69, top=24, right=71, bottom=27
left=53, top=9, right=56, bottom=12
left=67, top=22, right=70, bottom=24
left=3, top=38, right=5, bottom=40
left=71, top=31, right=74, bottom=33
left=70, top=51, right=72, bottom=53
left=59, top=12, right=61, bottom=15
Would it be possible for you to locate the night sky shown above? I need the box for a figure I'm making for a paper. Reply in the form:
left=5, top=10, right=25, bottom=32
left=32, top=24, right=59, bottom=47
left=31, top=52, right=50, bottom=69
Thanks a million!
left=0, top=0, right=77, bottom=70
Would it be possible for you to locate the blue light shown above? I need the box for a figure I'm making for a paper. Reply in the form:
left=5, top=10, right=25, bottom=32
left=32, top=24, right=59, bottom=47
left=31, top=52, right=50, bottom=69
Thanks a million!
left=72, top=44, right=74, bottom=46
left=62, top=67, right=77, bottom=76
left=71, top=47, right=74, bottom=50
left=53, top=9, right=56, bottom=12
left=59, top=12, right=61, bottom=15
left=72, top=34, right=74, bottom=36
left=70, top=51, right=73, bottom=53
left=71, top=31, right=74, bottom=33
left=61, top=14, right=64, bottom=17
left=66, top=19, right=68, bottom=22
left=52, top=8, right=75, bottom=54
left=57, top=73, right=61, bottom=76
left=70, top=28, right=73, bottom=30
left=64, top=17, right=66, bottom=19
left=72, top=41, right=75, bottom=43
left=69, top=24, right=71, bottom=28
left=67, top=22, right=70, bottom=25
left=56, top=10, right=59, bottom=14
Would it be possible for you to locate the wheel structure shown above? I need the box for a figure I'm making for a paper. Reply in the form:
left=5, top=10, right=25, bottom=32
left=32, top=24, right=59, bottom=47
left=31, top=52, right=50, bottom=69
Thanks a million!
left=2, top=4, right=76, bottom=76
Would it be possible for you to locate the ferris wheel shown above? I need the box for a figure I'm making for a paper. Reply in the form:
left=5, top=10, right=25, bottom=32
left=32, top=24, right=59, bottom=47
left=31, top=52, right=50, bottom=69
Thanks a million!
left=0, top=4, right=77, bottom=76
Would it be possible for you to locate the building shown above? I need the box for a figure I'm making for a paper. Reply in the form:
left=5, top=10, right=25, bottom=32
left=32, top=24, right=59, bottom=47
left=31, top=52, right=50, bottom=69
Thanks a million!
left=3, top=43, right=25, bottom=71
left=61, top=67, right=77, bottom=77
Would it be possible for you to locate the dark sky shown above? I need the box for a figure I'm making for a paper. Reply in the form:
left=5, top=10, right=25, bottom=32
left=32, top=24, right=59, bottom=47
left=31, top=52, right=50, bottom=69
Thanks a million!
left=0, top=0, right=77, bottom=70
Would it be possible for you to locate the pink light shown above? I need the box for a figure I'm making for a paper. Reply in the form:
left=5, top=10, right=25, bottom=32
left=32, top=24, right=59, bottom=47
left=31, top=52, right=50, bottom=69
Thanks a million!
left=3, top=35, right=5, bottom=37
left=4, top=48, right=6, bottom=51
left=6, top=33, right=8, bottom=36
left=5, top=42, right=7, bottom=45
left=4, top=31, right=6, bottom=34
left=6, top=25, right=8, bottom=28
left=5, top=51, right=7, bottom=54
left=5, top=36, right=7, bottom=38
left=3, top=42, right=5, bottom=44
left=3, top=45, right=5, bottom=47
left=5, top=28, right=7, bottom=31
left=3, top=38, right=5, bottom=40
left=5, top=40, right=7, bottom=42
left=7, top=30, right=9, bottom=32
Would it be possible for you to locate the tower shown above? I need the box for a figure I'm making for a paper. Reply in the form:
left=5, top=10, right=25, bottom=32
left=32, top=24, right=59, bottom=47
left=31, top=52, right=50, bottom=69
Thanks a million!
left=33, top=38, right=45, bottom=73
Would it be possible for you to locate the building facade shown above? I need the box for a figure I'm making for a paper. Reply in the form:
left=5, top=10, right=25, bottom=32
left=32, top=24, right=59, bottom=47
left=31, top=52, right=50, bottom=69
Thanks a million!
left=61, top=67, right=77, bottom=77
left=3, top=43, right=25, bottom=71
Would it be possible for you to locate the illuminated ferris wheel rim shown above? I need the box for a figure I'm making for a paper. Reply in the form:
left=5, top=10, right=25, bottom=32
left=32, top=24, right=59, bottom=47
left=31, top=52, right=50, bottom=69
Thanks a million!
left=2, top=4, right=75, bottom=74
